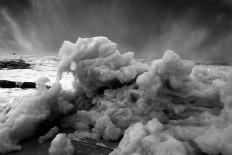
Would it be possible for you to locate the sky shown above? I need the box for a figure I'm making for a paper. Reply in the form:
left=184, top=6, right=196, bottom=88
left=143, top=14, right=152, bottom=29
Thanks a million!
left=0, top=0, right=232, bottom=61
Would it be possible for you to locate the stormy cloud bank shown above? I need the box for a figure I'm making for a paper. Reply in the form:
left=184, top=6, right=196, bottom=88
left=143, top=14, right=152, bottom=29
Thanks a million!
left=0, top=0, right=232, bottom=61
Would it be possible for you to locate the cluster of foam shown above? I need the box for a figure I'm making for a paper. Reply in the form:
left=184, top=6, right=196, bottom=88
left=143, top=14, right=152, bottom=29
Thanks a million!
left=49, top=133, right=74, bottom=155
left=137, top=50, right=222, bottom=99
left=0, top=78, right=73, bottom=153
left=65, top=84, right=141, bottom=141
left=162, top=80, right=232, bottom=155
left=57, top=36, right=148, bottom=97
left=110, top=118, right=186, bottom=155
left=106, top=51, right=232, bottom=154
left=63, top=49, right=222, bottom=144
left=137, top=50, right=193, bottom=97
left=1, top=36, right=232, bottom=155
left=57, top=37, right=232, bottom=155
left=191, top=80, right=232, bottom=155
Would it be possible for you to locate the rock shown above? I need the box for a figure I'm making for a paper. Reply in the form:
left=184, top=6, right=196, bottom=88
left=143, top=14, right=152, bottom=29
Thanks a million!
left=20, top=82, right=36, bottom=89
left=0, top=80, right=51, bottom=89
left=0, top=59, right=31, bottom=69
left=0, top=62, right=4, bottom=69
left=0, top=80, right=17, bottom=88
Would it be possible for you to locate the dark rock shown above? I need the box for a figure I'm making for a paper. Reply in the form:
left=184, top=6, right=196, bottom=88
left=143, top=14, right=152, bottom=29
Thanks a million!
left=0, top=80, right=17, bottom=88
left=20, top=82, right=36, bottom=89
left=0, top=80, right=50, bottom=89
left=0, top=62, right=5, bottom=68
left=0, top=59, right=31, bottom=69
left=20, top=82, right=51, bottom=89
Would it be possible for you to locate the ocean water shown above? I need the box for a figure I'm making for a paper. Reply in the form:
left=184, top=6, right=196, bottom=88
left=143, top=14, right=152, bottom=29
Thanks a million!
left=1, top=54, right=232, bottom=106
left=0, top=54, right=73, bottom=105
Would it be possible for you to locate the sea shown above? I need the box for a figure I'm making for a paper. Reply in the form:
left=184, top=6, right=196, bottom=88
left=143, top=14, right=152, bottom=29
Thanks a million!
left=1, top=54, right=232, bottom=106
left=0, top=54, right=73, bottom=106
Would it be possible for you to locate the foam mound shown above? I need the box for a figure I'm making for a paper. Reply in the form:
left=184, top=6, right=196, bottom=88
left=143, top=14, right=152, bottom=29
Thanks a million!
left=1, top=36, right=232, bottom=155
left=57, top=36, right=148, bottom=97
left=0, top=78, right=73, bottom=153
left=110, top=118, right=187, bottom=155
left=49, top=133, right=74, bottom=155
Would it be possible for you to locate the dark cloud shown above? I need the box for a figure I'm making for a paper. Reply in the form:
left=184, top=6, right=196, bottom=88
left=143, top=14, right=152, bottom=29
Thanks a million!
left=0, top=0, right=32, bottom=9
left=1, top=0, right=232, bottom=61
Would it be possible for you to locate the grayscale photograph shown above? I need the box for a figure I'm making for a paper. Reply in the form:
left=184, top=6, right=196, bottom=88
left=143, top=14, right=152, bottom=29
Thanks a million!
left=0, top=0, right=231, bottom=155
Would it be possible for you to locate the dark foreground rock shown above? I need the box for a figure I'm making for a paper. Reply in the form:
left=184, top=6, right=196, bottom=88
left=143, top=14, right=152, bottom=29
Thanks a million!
left=0, top=80, right=50, bottom=89
left=19, top=82, right=36, bottom=89
left=0, top=80, right=17, bottom=88
left=0, top=59, right=31, bottom=69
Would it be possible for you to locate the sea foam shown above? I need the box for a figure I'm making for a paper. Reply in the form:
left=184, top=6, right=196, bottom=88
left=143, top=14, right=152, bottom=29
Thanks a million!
left=0, top=36, right=232, bottom=155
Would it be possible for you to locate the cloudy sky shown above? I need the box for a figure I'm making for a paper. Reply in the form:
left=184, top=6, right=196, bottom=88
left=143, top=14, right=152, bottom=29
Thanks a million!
left=0, top=0, right=232, bottom=61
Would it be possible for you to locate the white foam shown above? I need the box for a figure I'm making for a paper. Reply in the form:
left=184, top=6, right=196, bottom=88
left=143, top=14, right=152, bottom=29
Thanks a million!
left=49, top=133, right=74, bottom=155
left=1, top=36, right=232, bottom=155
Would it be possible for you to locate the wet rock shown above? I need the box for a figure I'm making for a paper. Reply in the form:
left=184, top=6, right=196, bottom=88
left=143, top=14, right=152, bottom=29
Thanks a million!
left=0, top=62, right=5, bottom=68
left=0, top=80, right=51, bottom=89
left=0, top=80, right=17, bottom=88
left=0, top=59, right=31, bottom=69
left=20, top=82, right=36, bottom=89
